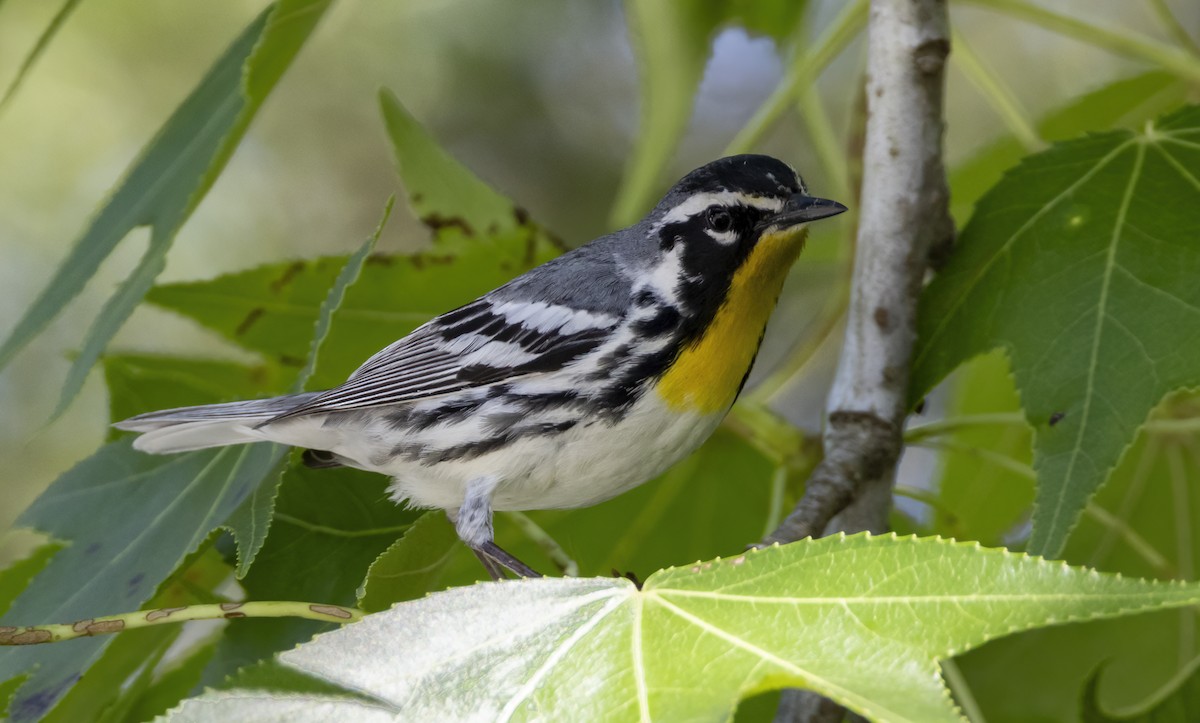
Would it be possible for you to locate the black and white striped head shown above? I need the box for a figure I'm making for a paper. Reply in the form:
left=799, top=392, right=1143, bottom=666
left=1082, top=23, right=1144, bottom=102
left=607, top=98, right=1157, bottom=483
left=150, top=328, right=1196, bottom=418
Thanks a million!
left=646, top=154, right=846, bottom=312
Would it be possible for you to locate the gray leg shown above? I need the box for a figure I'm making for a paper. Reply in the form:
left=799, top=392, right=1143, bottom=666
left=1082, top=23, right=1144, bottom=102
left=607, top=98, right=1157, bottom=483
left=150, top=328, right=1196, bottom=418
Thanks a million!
left=454, top=476, right=541, bottom=579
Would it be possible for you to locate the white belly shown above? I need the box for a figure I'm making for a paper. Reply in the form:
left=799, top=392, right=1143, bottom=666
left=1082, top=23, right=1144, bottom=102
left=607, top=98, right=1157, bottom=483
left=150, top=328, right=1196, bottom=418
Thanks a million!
left=396, top=392, right=721, bottom=511
left=270, top=391, right=724, bottom=513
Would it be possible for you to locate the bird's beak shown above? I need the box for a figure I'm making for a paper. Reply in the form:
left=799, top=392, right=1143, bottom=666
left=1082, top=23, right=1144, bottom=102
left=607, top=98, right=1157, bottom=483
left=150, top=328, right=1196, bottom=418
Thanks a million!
left=758, top=194, right=848, bottom=233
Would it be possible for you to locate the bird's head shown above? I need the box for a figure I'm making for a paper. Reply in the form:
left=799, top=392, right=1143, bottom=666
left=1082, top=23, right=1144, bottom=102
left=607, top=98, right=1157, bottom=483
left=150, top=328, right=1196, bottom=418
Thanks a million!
left=643, top=154, right=847, bottom=317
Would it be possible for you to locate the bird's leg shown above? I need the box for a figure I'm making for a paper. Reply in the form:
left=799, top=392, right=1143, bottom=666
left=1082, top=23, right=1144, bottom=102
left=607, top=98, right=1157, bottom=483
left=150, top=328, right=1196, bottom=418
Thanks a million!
left=479, top=541, right=541, bottom=578
left=471, top=547, right=507, bottom=581
left=455, top=475, right=542, bottom=579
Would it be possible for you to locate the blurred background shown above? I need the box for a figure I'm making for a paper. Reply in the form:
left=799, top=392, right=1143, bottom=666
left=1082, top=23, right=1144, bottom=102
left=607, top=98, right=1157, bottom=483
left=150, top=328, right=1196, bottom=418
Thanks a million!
left=0, top=0, right=1194, bottom=547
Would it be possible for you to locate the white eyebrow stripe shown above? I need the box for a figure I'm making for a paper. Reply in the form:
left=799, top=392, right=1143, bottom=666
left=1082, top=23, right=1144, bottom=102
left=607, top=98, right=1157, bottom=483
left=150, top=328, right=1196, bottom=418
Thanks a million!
left=659, top=191, right=785, bottom=225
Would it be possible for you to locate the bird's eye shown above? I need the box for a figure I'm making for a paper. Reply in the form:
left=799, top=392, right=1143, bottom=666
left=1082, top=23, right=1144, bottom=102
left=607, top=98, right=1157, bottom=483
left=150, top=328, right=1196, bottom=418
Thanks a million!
left=705, top=208, right=733, bottom=233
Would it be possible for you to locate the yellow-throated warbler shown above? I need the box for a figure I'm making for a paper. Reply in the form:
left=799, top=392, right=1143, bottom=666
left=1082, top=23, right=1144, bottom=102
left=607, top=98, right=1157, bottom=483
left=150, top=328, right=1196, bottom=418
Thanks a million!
left=116, top=155, right=847, bottom=578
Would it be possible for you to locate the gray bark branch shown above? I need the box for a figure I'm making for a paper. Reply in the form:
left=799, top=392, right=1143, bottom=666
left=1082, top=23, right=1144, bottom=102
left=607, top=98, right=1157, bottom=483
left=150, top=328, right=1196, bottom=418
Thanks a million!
left=765, top=0, right=953, bottom=720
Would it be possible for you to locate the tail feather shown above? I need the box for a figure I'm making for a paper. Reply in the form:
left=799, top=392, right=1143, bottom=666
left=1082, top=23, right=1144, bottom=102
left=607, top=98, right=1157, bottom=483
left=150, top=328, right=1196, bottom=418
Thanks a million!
left=114, top=392, right=321, bottom=454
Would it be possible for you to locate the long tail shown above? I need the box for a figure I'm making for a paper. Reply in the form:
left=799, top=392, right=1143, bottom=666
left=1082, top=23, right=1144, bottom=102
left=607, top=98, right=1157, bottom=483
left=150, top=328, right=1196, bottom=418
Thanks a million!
left=113, top=392, right=321, bottom=454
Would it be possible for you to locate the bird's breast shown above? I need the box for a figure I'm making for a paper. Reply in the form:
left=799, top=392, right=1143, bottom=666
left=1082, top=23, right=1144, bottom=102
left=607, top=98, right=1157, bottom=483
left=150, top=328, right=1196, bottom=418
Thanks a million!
left=655, top=227, right=807, bottom=413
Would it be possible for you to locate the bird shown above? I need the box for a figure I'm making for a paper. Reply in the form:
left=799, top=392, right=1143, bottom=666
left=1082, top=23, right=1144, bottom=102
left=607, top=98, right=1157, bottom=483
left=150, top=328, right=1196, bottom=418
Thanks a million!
left=115, top=154, right=847, bottom=580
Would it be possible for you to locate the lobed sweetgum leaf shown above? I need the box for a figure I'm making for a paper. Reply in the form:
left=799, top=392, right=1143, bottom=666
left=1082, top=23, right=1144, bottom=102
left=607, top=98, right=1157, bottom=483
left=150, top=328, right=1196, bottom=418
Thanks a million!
left=166, top=534, right=1200, bottom=722
left=912, top=104, right=1200, bottom=557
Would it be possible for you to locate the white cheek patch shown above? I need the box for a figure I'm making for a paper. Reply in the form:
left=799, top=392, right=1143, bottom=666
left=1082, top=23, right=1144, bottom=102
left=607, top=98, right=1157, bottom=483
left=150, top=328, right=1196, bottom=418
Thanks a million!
left=704, top=228, right=739, bottom=245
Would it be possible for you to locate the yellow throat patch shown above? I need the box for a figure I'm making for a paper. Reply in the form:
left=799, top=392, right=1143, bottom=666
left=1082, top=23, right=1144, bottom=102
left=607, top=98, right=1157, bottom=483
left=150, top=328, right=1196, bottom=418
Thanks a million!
left=656, top=226, right=808, bottom=413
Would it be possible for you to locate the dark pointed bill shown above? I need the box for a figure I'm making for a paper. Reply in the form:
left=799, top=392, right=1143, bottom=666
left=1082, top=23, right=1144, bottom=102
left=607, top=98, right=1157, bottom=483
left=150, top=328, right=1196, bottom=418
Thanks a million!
left=758, top=194, right=848, bottom=233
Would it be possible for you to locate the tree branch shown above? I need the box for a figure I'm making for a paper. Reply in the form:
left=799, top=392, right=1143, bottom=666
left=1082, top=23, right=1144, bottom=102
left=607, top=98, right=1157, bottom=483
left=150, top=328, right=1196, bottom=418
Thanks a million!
left=764, top=0, right=952, bottom=549
left=764, top=0, right=952, bottom=719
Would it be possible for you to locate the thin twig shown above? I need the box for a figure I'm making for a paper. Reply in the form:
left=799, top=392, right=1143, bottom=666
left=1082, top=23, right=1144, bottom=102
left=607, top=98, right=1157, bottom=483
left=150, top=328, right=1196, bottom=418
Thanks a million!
left=0, top=601, right=361, bottom=646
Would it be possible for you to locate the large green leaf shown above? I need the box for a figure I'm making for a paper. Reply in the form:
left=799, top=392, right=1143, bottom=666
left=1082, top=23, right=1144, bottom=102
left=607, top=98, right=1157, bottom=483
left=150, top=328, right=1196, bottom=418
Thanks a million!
left=911, top=104, right=1200, bottom=557
left=952, top=392, right=1200, bottom=721
left=0, top=0, right=332, bottom=414
left=0, top=440, right=284, bottom=721
left=0, top=208, right=380, bottom=720
left=612, top=0, right=806, bottom=226
left=950, top=71, right=1189, bottom=224
left=166, top=534, right=1200, bottom=722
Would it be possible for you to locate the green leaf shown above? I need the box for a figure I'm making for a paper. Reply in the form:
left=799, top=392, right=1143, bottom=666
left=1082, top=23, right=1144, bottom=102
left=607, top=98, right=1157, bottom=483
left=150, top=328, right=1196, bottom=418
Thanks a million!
left=123, top=638, right=219, bottom=723
left=103, top=355, right=283, bottom=427
left=911, top=104, right=1200, bottom=557
left=950, top=71, right=1190, bottom=224
left=43, top=627, right=180, bottom=723
left=379, top=91, right=520, bottom=239
left=0, top=0, right=332, bottom=415
left=953, top=391, right=1200, bottom=721
left=612, top=0, right=806, bottom=226
left=0, top=440, right=284, bottom=721
left=199, top=464, right=421, bottom=687
left=223, top=200, right=391, bottom=576
left=147, top=94, right=559, bottom=391
left=0, top=544, right=60, bottom=617
left=358, top=512, right=461, bottom=614
left=1083, top=655, right=1200, bottom=722
left=169, top=534, right=1200, bottom=722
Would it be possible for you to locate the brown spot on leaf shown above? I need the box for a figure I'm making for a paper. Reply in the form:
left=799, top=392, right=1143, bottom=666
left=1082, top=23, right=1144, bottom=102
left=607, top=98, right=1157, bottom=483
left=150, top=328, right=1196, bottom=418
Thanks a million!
left=223, top=612, right=246, bottom=619
left=0, top=626, right=16, bottom=644
left=1049, top=411, right=1065, bottom=427
left=72, top=619, right=93, bottom=633
left=310, top=604, right=353, bottom=620
left=270, top=261, right=307, bottom=294
left=146, top=607, right=186, bottom=622
left=219, top=602, right=243, bottom=612
left=235, top=308, right=265, bottom=337
left=12, top=629, right=52, bottom=645
left=421, top=214, right=474, bottom=237
left=86, top=620, right=124, bottom=635
left=513, top=206, right=532, bottom=227
left=408, top=253, right=456, bottom=271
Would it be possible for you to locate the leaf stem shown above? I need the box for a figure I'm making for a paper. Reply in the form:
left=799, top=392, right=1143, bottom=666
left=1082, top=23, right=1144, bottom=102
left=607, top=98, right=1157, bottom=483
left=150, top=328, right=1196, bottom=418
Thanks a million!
left=904, top=413, right=1028, bottom=442
left=762, top=466, right=790, bottom=539
left=941, top=658, right=988, bottom=723
left=950, top=28, right=1042, bottom=152
left=725, top=0, right=868, bottom=154
left=504, top=512, right=579, bottom=577
left=1147, top=0, right=1200, bottom=56
left=958, top=0, right=1200, bottom=82
left=0, top=601, right=361, bottom=646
